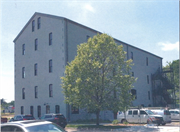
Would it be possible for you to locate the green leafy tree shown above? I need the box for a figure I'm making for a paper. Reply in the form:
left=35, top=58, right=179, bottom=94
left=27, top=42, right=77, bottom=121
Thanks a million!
left=163, top=59, right=179, bottom=105
left=61, top=34, right=136, bottom=125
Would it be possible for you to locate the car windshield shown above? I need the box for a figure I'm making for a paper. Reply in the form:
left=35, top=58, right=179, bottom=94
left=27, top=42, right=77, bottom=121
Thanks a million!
left=41, top=115, right=52, bottom=119
left=26, top=123, right=66, bottom=132
left=23, top=115, right=34, bottom=119
left=175, top=111, right=180, bottom=114
left=145, top=110, right=154, bottom=115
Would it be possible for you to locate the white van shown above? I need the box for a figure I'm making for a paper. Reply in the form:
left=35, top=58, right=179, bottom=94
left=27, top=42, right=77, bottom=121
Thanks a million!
left=117, top=109, right=163, bottom=125
left=169, top=109, right=180, bottom=120
left=150, top=109, right=171, bottom=125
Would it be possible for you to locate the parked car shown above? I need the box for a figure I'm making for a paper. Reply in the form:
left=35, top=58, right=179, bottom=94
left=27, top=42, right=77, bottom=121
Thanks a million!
left=9, top=115, right=35, bottom=122
left=117, top=108, right=163, bottom=125
left=150, top=109, right=171, bottom=125
left=40, top=113, right=67, bottom=128
left=1, top=120, right=66, bottom=132
left=169, top=109, right=180, bottom=120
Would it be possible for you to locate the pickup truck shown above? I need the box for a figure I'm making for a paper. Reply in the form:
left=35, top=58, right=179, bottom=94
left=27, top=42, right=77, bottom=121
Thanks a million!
left=117, top=109, right=163, bottom=125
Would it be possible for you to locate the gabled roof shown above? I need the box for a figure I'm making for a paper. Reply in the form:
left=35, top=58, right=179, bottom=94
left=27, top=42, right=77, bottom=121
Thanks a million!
left=13, top=12, right=162, bottom=59
left=13, top=12, right=65, bottom=42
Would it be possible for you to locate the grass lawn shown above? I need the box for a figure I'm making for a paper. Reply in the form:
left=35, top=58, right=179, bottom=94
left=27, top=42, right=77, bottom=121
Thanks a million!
left=66, top=124, right=129, bottom=130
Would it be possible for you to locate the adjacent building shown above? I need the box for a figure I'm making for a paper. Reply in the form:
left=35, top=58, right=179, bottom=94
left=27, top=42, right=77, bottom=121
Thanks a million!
left=14, top=12, right=166, bottom=121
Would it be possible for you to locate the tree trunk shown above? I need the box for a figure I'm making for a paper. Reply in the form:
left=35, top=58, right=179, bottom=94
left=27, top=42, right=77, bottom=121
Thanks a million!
left=113, top=112, right=117, bottom=119
left=96, top=110, right=100, bottom=125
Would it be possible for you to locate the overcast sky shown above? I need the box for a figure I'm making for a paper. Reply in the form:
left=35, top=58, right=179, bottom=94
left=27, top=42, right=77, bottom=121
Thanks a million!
left=0, top=0, right=179, bottom=103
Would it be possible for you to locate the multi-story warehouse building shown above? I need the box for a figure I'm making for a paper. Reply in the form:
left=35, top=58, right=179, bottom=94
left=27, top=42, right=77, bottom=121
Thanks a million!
left=14, top=12, right=173, bottom=121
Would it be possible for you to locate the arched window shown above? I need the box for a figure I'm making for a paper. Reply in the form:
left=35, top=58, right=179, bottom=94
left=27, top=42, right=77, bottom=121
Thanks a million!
left=37, top=105, right=41, bottom=118
left=46, top=105, right=50, bottom=114
left=55, top=105, right=60, bottom=114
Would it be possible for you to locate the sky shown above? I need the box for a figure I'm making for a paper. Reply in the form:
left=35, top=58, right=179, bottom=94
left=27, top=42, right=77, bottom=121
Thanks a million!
left=0, top=0, right=179, bottom=103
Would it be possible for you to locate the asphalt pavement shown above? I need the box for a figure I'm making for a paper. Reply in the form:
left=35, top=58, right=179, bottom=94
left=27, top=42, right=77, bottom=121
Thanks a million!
left=66, top=124, right=180, bottom=132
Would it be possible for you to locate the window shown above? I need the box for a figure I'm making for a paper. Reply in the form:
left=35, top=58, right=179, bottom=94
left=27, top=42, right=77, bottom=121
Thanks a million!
left=2, top=126, right=24, bottom=132
left=131, top=52, right=133, bottom=60
left=71, top=105, right=79, bottom=114
left=131, top=89, right=137, bottom=99
left=148, top=91, right=150, bottom=100
left=49, top=32, right=52, bottom=45
left=35, top=86, right=38, bottom=98
left=22, top=44, right=25, bottom=55
left=132, top=72, right=134, bottom=77
left=37, top=106, right=41, bottom=118
left=35, top=38, right=38, bottom=50
left=146, top=57, right=148, bottom=66
left=49, top=84, right=53, bottom=97
left=133, top=110, right=138, bottom=115
left=86, top=35, right=90, bottom=41
left=22, top=88, right=25, bottom=99
left=37, top=17, right=41, bottom=29
left=147, top=75, right=149, bottom=84
left=49, top=59, right=52, bottom=73
left=30, top=106, right=34, bottom=116
left=55, top=105, right=60, bottom=114
left=128, top=110, right=132, bottom=115
left=32, top=20, right=35, bottom=32
left=46, top=105, right=50, bottom=114
left=140, top=110, right=147, bottom=115
left=34, top=63, right=38, bottom=76
left=21, top=106, right=24, bottom=114
left=22, top=67, right=25, bottom=78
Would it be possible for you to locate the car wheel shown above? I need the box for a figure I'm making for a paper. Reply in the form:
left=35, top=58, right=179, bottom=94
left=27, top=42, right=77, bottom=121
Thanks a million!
left=147, top=120, right=150, bottom=124
left=121, top=119, right=127, bottom=124
left=162, top=123, right=166, bottom=125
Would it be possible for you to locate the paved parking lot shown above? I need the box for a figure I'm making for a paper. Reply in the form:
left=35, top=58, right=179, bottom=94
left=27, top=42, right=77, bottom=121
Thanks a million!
left=66, top=126, right=179, bottom=132
left=65, top=121, right=180, bottom=132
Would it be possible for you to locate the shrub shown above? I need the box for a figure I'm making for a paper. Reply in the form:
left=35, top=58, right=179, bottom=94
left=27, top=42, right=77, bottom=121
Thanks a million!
left=112, top=119, right=119, bottom=125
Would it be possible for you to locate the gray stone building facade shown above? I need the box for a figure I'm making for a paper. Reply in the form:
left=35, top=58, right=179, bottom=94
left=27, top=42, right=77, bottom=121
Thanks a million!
left=14, top=12, right=162, bottom=121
